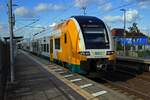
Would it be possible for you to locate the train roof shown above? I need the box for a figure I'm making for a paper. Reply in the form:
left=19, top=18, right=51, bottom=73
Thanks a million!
left=71, top=16, right=103, bottom=23
left=52, top=16, right=104, bottom=31
left=71, top=16, right=105, bottom=27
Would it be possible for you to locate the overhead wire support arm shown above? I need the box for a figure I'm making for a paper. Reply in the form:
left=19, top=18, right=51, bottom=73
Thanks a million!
left=82, top=6, right=87, bottom=16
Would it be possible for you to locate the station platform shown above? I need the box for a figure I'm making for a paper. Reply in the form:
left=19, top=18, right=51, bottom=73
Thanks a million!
left=117, top=56, right=150, bottom=64
left=5, top=51, right=85, bottom=100
left=116, top=56, right=150, bottom=72
left=5, top=51, right=133, bottom=100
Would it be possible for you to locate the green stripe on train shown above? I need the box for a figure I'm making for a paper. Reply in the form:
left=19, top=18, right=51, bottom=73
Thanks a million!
left=52, top=59, right=87, bottom=74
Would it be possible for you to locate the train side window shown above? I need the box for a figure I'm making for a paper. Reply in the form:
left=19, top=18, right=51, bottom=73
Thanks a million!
left=44, top=44, right=46, bottom=52
left=41, top=44, right=42, bottom=51
left=40, top=44, right=41, bottom=51
left=55, top=38, right=60, bottom=49
left=36, top=43, right=39, bottom=51
left=47, top=44, right=49, bottom=52
left=64, top=33, right=67, bottom=43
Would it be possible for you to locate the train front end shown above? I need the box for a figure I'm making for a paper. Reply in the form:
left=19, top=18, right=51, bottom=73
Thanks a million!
left=72, top=16, right=116, bottom=73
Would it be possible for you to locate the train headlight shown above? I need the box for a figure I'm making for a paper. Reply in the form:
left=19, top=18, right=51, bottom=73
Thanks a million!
left=106, top=51, right=115, bottom=55
left=78, top=51, right=90, bottom=56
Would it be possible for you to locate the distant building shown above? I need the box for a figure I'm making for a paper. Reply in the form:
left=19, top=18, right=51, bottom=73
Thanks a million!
left=111, top=28, right=146, bottom=37
left=111, top=28, right=126, bottom=37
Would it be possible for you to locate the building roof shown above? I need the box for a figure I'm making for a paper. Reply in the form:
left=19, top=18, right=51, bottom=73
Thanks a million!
left=111, top=28, right=147, bottom=37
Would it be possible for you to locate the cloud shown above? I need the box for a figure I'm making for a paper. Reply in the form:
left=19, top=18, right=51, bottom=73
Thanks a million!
left=126, top=9, right=139, bottom=22
left=74, top=0, right=102, bottom=8
left=124, top=0, right=150, bottom=9
left=14, top=3, right=65, bottom=17
left=103, top=3, right=113, bottom=11
left=124, top=0, right=132, bottom=2
left=137, top=0, right=150, bottom=9
left=103, top=9, right=139, bottom=23
left=34, top=3, right=65, bottom=12
left=14, top=7, right=35, bottom=17
left=0, top=5, right=3, bottom=9
left=103, top=16, right=122, bottom=22
left=0, top=24, right=7, bottom=32
left=74, top=0, right=113, bottom=12
left=74, top=0, right=91, bottom=8
left=98, top=2, right=113, bottom=11
left=0, top=24, right=3, bottom=32
left=0, top=24, right=9, bottom=36
left=49, top=22, right=57, bottom=28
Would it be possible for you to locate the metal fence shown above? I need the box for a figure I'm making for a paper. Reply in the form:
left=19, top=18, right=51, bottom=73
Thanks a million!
left=114, top=37, right=150, bottom=58
left=0, top=40, right=10, bottom=100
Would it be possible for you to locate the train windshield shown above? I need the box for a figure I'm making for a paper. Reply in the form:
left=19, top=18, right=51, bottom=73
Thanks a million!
left=82, top=25, right=109, bottom=49
left=74, top=16, right=109, bottom=49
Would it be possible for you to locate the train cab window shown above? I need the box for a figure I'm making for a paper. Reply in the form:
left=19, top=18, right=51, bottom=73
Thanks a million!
left=64, top=33, right=67, bottom=43
left=55, top=38, right=60, bottom=49
left=75, top=17, right=109, bottom=49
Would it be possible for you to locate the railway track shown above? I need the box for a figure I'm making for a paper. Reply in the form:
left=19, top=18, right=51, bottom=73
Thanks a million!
left=89, top=69, right=150, bottom=100
left=101, top=78, right=150, bottom=100
left=42, top=63, right=150, bottom=100
left=117, top=69, right=150, bottom=82
left=49, top=64, right=150, bottom=100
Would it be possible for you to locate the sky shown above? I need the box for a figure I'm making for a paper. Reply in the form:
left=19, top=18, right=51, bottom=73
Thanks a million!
left=0, top=0, right=150, bottom=38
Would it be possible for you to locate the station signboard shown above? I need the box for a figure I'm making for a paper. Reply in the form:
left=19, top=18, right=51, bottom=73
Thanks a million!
left=116, top=37, right=148, bottom=45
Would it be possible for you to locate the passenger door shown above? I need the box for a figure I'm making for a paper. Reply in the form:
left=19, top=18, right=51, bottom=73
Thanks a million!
left=50, top=37, right=53, bottom=62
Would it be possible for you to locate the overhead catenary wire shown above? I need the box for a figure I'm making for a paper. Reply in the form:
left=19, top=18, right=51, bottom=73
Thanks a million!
left=26, top=0, right=136, bottom=38
left=14, top=0, right=149, bottom=39
left=13, top=0, right=110, bottom=36
left=48, top=0, right=136, bottom=24
left=14, top=19, right=39, bottom=32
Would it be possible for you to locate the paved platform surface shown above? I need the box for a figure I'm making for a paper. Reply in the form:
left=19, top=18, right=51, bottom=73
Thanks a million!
left=5, top=52, right=85, bottom=100
left=24, top=51, right=132, bottom=100
left=117, top=56, right=150, bottom=64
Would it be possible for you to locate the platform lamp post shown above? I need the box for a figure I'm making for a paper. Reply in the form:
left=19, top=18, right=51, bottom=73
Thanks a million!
left=120, top=8, right=127, bottom=56
left=8, top=0, right=18, bottom=83
left=8, top=0, right=15, bottom=83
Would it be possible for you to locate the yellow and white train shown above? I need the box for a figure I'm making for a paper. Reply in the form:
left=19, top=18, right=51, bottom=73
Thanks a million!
left=49, top=16, right=116, bottom=74
left=21, top=16, right=116, bottom=74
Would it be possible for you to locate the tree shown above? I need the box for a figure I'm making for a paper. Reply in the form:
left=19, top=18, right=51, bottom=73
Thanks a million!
left=128, top=22, right=140, bottom=34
